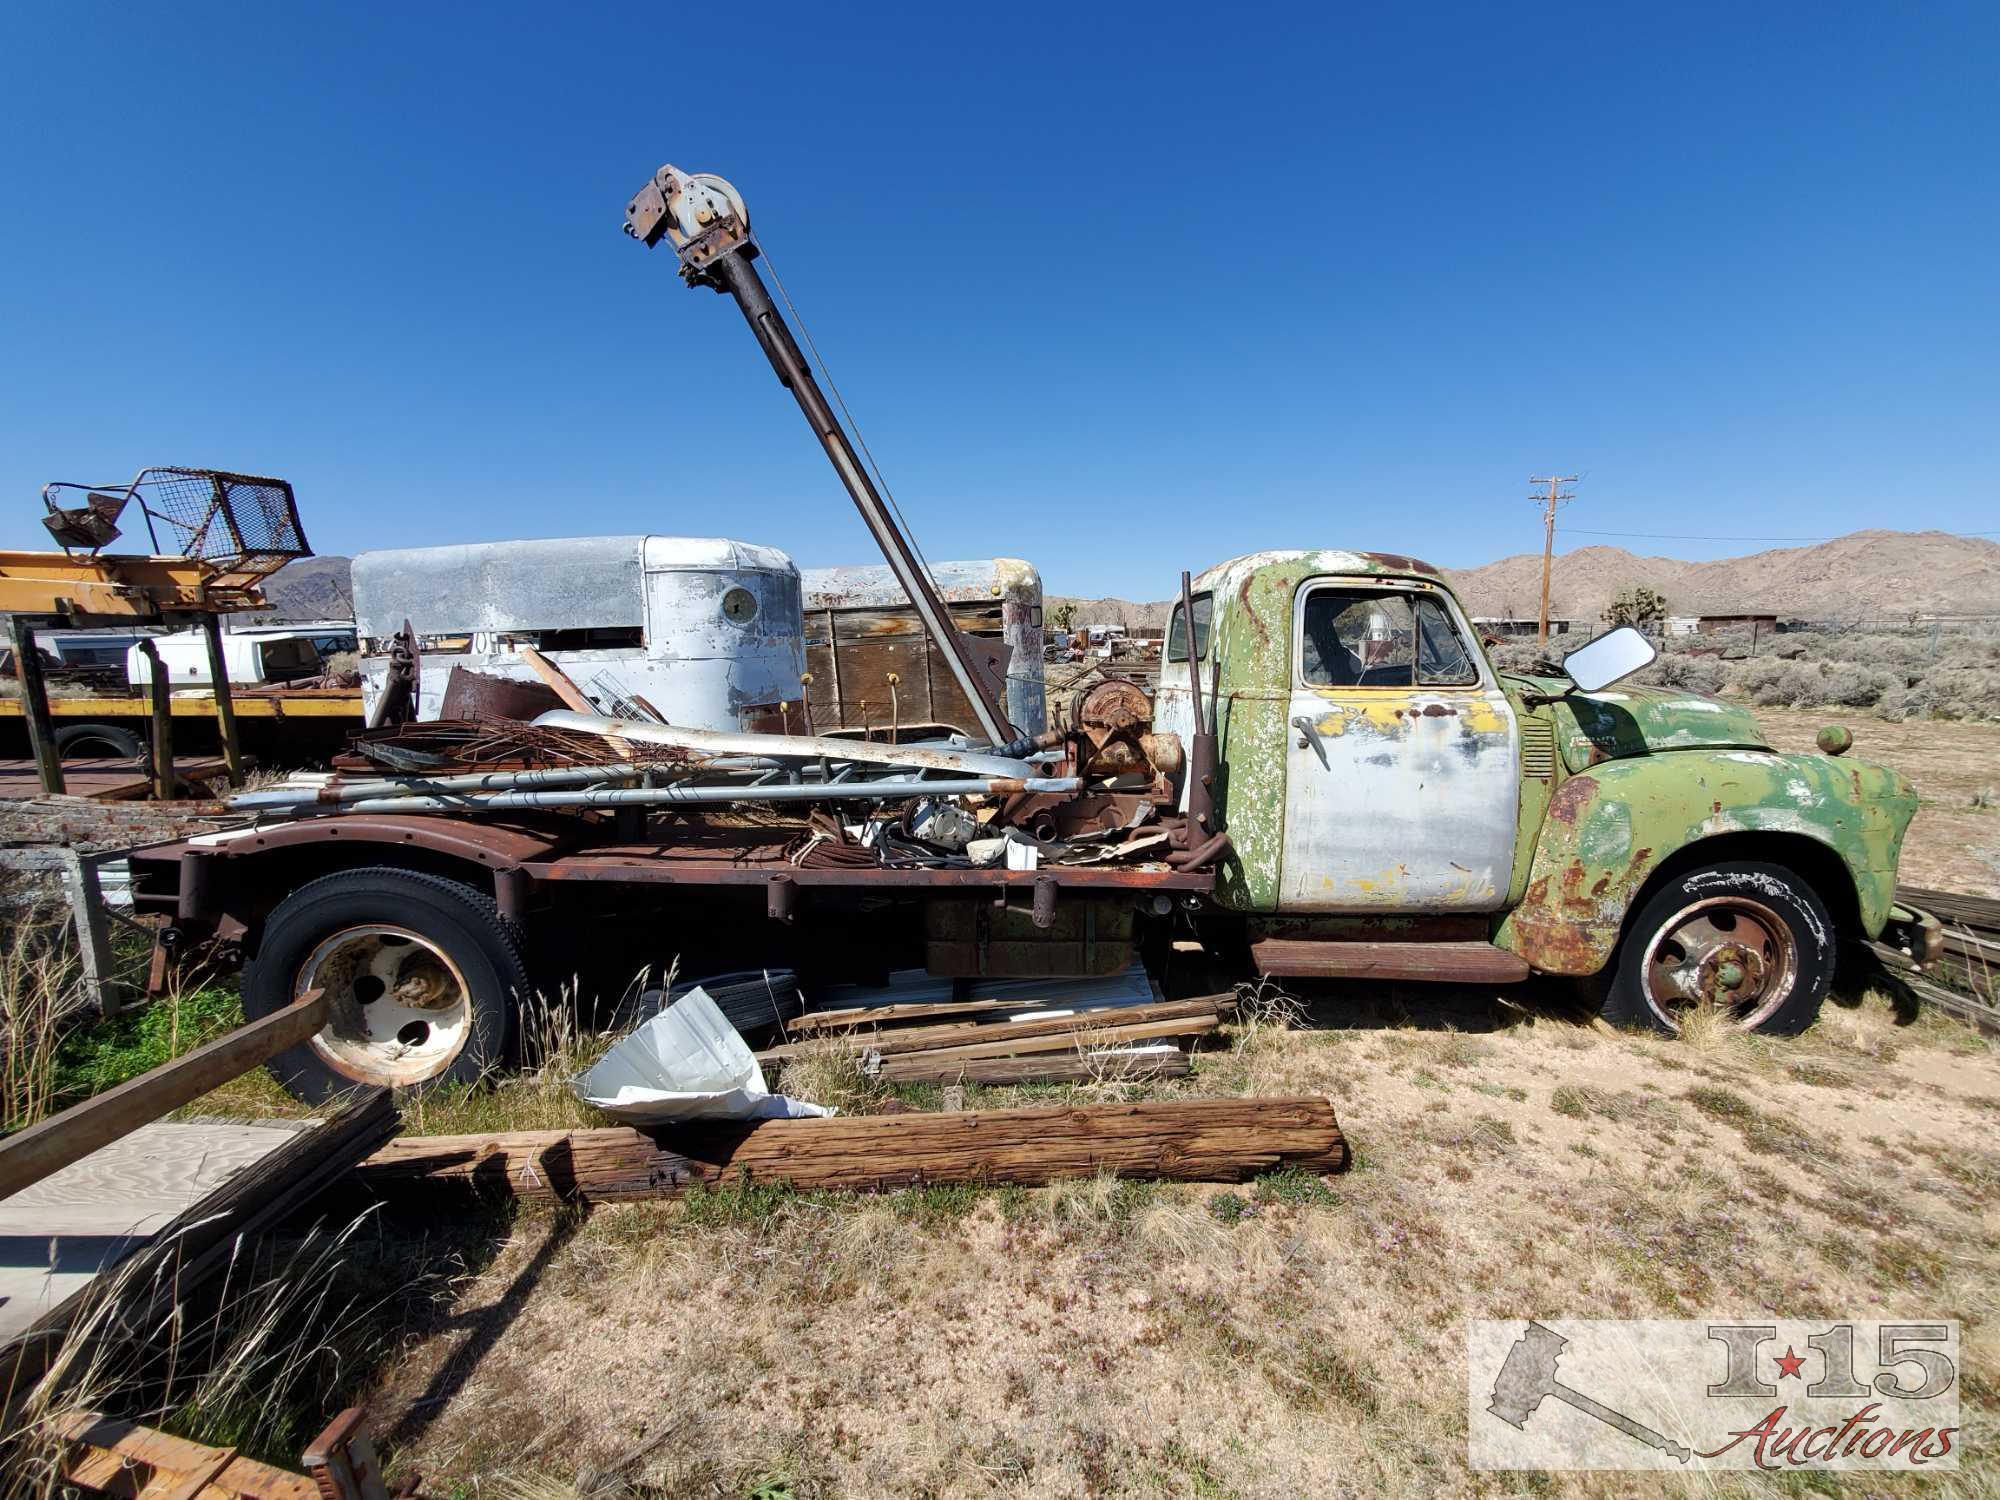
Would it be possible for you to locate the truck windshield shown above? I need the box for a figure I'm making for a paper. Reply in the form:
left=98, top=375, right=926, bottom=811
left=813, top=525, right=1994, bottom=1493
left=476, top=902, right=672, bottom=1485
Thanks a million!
left=1166, top=593, right=1212, bottom=662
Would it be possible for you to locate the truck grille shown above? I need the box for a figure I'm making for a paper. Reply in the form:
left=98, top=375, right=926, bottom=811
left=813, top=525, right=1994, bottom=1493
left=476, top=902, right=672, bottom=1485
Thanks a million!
left=1520, top=716, right=1557, bottom=779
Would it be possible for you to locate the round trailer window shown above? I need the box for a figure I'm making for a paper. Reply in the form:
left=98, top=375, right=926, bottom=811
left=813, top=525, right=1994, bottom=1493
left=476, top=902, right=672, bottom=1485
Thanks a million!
left=721, top=586, right=759, bottom=626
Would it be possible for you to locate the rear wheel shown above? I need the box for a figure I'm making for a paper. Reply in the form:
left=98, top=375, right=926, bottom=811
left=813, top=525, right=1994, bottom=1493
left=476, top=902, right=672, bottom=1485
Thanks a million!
left=1600, top=861, right=1834, bottom=1037
left=243, top=867, right=526, bottom=1103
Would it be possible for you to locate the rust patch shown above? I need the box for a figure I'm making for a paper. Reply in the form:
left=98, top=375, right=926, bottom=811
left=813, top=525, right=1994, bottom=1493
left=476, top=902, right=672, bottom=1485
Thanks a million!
left=1238, top=573, right=1268, bottom=648
left=1421, top=703, right=1454, bottom=718
left=1357, top=551, right=1444, bottom=579
left=1547, top=775, right=1597, bottom=826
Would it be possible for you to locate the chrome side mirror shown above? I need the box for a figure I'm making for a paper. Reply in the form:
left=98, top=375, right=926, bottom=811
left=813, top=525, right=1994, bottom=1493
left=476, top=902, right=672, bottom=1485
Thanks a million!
left=1561, top=626, right=1656, bottom=694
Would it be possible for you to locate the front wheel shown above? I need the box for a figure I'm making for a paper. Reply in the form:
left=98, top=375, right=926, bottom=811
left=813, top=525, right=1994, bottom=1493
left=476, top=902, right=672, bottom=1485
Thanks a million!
left=243, top=867, right=527, bottom=1103
left=1599, top=861, right=1834, bottom=1037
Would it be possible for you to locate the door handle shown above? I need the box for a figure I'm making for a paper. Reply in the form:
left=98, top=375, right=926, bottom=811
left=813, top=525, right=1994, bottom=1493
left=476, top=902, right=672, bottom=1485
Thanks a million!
left=1291, top=715, right=1330, bottom=769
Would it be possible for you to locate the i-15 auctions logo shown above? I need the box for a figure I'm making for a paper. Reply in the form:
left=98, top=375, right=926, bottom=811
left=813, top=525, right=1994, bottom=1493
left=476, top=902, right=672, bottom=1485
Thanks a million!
left=1468, top=1320, right=1959, bottom=1471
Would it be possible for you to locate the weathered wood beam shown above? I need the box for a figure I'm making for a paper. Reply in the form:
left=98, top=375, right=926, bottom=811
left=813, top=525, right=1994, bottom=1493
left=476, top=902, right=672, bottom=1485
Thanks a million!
left=873, top=1046, right=1192, bottom=1086
left=353, top=1096, right=1349, bottom=1203
left=55, top=1410, right=320, bottom=1499
left=856, top=1014, right=1217, bottom=1070
left=759, top=999, right=1219, bottom=1061
left=0, top=991, right=330, bottom=1203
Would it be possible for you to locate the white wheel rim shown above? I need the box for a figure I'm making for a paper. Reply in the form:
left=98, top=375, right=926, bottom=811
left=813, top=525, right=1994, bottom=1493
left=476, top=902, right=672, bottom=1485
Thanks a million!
left=296, top=925, right=474, bottom=1086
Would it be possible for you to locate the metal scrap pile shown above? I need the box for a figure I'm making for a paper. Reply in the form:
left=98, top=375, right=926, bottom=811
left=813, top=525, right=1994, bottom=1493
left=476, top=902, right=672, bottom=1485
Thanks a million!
left=227, top=700, right=1191, bottom=865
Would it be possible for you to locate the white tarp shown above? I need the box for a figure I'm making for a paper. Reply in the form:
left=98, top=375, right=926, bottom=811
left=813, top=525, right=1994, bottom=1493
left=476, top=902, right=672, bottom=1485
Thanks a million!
left=573, top=987, right=831, bottom=1124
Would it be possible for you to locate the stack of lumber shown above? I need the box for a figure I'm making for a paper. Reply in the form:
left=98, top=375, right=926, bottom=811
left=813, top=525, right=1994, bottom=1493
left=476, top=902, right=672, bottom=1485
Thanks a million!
left=355, top=1095, right=1350, bottom=1202
left=1886, top=885, right=2000, bottom=1034
left=766, top=967, right=1225, bottom=1084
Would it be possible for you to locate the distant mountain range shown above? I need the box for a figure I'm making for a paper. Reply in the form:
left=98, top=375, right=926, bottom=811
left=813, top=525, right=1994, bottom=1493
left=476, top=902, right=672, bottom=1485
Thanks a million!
left=1445, top=529, right=2000, bottom=623
left=262, top=529, right=2000, bottom=629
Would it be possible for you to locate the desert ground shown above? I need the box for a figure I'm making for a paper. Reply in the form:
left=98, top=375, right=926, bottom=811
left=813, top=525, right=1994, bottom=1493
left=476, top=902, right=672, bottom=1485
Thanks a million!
left=352, top=981, right=1997, bottom=1498
left=1756, top=708, right=2000, bottom=897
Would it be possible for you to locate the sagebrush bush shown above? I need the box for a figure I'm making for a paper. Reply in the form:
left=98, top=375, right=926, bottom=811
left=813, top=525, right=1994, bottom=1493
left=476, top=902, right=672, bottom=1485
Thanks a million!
left=1480, top=621, right=1999, bottom=720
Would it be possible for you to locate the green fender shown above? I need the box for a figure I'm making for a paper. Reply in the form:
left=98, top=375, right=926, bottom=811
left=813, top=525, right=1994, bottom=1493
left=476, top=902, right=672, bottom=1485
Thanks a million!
left=1494, top=748, right=1918, bottom=975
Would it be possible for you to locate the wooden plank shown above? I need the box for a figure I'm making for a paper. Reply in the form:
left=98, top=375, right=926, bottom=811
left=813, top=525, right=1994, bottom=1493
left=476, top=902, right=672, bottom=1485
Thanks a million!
left=874, top=1046, right=1193, bottom=1086
left=0, top=1122, right=314, bottom=1239
left=354, top=1095, right=1350, bottom=1203
left=1896, top=885, right=2000, bottom=935
left=57, top=849, right=120, bottom=1016
left=2, top=1089, right=397, bottom=1408
left=759, top=999, right=1218, bottom=1061
left=0, top=992, right=329, bottom=1203
left=1251, top=938, right=1530, bottom=983
left=792, top=987, right=1189, bottom=1033
left=513, top=645, right=632, bottom=756
left=846, top=1014, right=1217, bottom=1069
left=53, top=1411, right=319, bottom=1499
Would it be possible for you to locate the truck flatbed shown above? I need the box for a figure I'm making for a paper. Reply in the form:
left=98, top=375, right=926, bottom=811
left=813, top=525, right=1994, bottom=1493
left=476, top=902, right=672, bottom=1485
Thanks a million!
left=128, top=814, right=1213, bottom=903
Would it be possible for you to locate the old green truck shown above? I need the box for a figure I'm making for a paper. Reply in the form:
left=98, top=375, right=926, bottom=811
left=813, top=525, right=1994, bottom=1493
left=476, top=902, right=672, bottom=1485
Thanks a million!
left=123, top=545, right=1935, bottom=1101
left=119, top=164, right=1939, bottom=1099
left=1150, top=548, right=1932, bottom=1037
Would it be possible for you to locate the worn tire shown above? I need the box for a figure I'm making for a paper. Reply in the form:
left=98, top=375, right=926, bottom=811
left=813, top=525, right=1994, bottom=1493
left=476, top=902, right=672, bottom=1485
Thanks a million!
left=56, top=722, right=144, bottom=760
left=1600, top=860, right=1834, bottom=1037
left=242, top=867, right=526, bottom=1104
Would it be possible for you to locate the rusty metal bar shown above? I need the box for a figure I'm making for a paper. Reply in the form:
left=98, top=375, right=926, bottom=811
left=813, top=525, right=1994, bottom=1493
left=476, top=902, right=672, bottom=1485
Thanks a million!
left=8, top=614, right=64, bottom=794
left=638, top=192, right=1013, bottom=744
left=137, top=638, right=176, bottom=801
left=200, top=612, right=245, bottom=787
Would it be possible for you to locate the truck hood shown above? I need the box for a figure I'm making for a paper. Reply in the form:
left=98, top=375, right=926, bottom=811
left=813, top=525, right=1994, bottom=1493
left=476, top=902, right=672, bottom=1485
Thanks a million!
left=1507, top=676, right=1769, bottom=771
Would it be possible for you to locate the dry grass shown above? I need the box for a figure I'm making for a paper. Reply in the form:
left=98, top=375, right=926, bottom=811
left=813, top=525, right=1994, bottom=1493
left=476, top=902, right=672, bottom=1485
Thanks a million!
left=350, top=984, right=2000, bottom=1497
left=0, top=1209, right=419, bottom=1498
left=0, top=907, right=86, bottom=1130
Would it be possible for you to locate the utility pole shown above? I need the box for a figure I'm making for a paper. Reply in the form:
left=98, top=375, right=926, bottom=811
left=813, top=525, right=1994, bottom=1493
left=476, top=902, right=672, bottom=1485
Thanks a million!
left=1529, top=474, right=1577, bottom=647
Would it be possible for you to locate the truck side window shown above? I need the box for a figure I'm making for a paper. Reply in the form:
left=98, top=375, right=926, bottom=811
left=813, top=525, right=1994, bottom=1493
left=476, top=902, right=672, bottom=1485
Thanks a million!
left=1414, top=595, right=1478, bottom=685
left=1300, top=588, right=1481, bottom=689
left=1301, top=590, right=1414, bottom=687
left=1166, top=592, right=1212, bottom=662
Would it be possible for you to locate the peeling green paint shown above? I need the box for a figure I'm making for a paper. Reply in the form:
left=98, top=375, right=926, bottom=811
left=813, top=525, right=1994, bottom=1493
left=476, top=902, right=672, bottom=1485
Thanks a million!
left=1494, top=747, right=1918, bottom=974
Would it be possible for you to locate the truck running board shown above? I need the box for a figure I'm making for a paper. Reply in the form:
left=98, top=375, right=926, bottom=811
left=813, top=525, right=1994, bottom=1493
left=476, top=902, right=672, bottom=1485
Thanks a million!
left=1250, top=939, right=1530, bottom=984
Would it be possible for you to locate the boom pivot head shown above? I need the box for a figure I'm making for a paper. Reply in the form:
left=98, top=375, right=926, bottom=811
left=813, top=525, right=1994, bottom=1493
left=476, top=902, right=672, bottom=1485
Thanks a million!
left=624, top=164, right=754, bottom=288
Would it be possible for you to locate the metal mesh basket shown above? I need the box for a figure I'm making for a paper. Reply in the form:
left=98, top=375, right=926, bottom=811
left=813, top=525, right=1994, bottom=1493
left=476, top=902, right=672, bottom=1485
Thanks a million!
left=40, top=466, right=310, bottom=583
left=128, top=467, right=309, bottom=578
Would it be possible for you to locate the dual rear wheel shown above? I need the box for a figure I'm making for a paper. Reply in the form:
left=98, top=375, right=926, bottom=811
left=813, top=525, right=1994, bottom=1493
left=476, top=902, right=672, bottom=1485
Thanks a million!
left=243, top=868, right=525, bottom=1104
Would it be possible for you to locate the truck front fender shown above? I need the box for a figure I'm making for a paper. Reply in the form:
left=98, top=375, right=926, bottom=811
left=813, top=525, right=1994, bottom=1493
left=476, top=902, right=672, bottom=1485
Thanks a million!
left=1494, top=749, right=1916, bottom=976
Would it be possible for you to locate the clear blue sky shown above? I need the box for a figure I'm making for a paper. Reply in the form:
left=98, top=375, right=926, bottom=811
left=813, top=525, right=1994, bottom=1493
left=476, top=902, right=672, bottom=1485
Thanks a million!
left=2, top=2, right=1993, bottom=599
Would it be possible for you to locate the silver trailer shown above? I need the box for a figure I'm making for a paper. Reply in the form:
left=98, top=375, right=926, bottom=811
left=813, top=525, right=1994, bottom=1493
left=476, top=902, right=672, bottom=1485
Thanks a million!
left=353, top=535, right=806, bottom=731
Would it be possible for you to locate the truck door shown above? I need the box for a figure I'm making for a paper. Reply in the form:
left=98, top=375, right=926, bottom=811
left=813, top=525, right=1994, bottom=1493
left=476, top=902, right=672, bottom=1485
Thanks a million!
left=1280, top=579, right=1519, bottom=911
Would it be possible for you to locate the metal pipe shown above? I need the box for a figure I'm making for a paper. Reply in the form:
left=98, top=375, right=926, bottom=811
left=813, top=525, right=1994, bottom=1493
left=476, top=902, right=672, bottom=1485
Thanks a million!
left=325, top=775, right=1081, bottom=816
left=229, top=761, right=648, bottom=810
left=531, top=710, right=1037, bottom=778
left=704, top=247, right=1014, bottom=746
